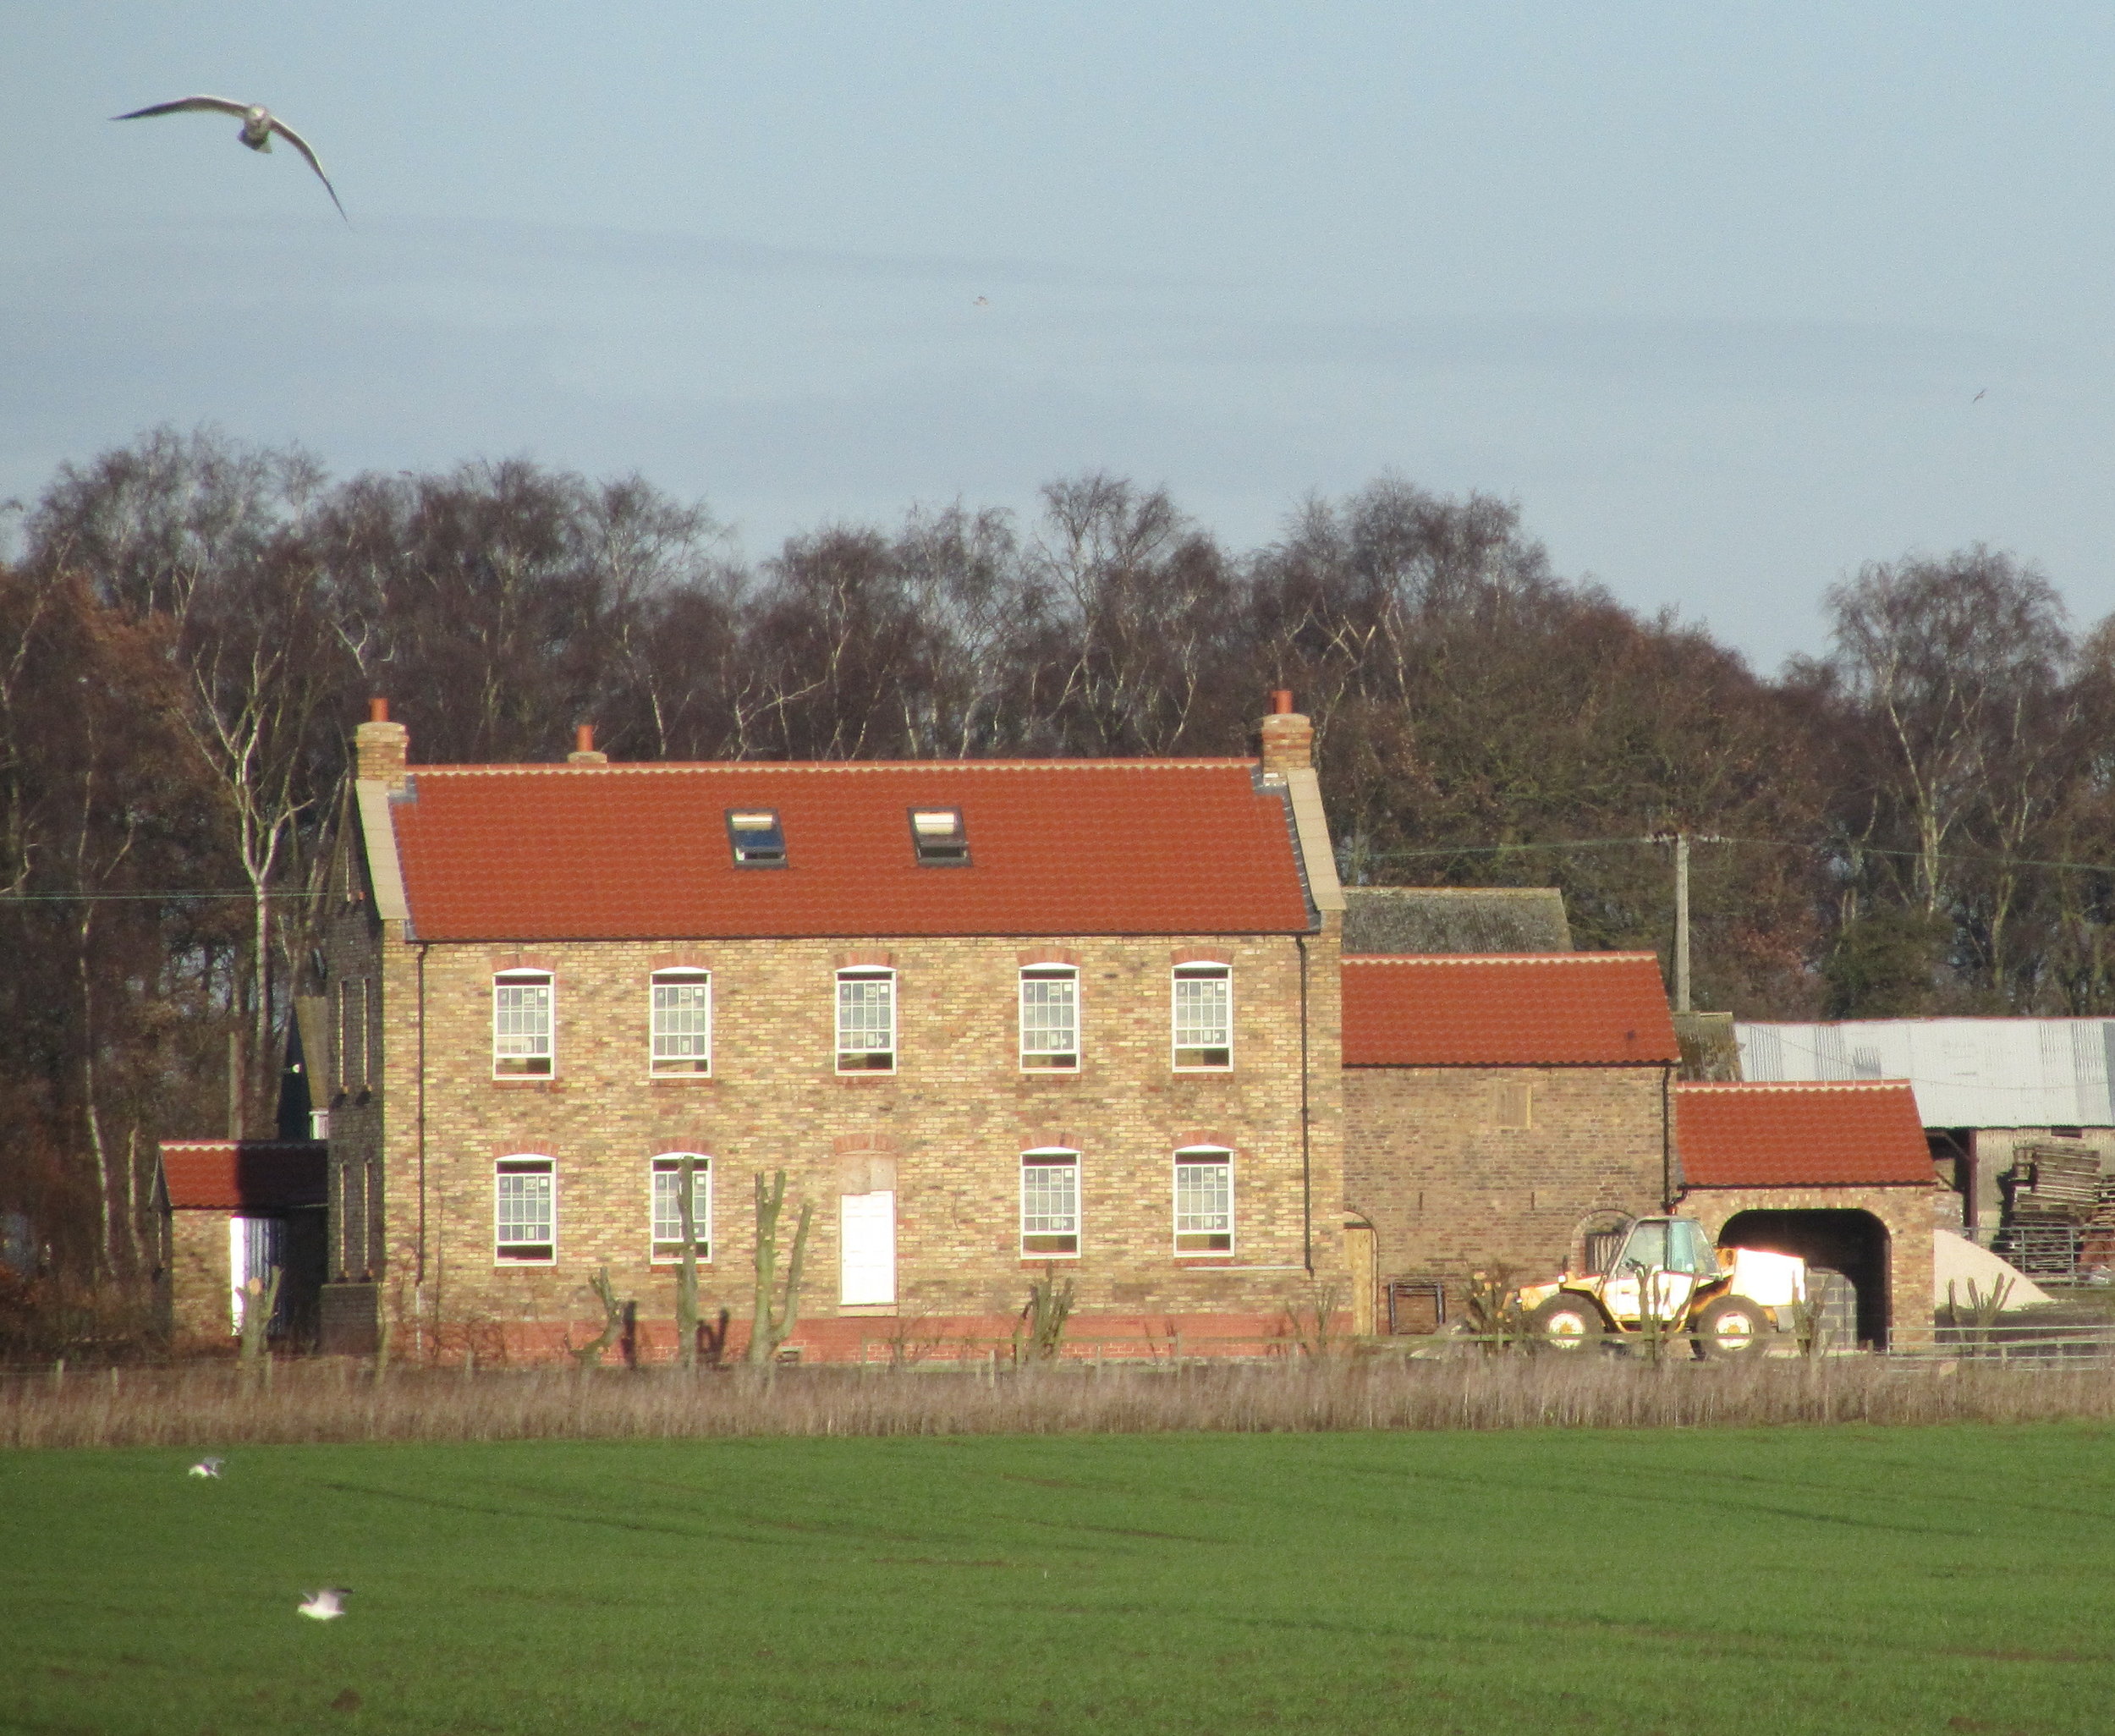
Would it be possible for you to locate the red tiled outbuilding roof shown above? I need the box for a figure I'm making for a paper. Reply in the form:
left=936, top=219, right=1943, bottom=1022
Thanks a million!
left=383, top=761, right=1316, bottom=940
left=160, top=1141, right=327, bottom=1211
left=1673, top=1081, right=1933, bottom=1188
left=1341, top=953, right=1680, bottom=1066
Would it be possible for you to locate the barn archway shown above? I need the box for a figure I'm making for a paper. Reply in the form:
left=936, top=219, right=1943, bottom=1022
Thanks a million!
left=1718, top=1209, right=1892, bottom=1348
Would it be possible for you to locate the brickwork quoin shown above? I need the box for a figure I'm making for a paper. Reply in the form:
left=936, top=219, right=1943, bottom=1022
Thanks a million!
left=370, top=928, right=1343, bottom=1364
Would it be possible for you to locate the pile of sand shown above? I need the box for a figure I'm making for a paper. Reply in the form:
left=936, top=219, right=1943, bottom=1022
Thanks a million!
left=1932, top=1228, right=2052, bottom=1310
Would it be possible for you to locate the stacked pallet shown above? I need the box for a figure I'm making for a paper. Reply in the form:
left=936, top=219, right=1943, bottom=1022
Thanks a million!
left=2008, top=1146, right=2106, bottom=1223
left=2080, top=1175, right=2115, bottom=1267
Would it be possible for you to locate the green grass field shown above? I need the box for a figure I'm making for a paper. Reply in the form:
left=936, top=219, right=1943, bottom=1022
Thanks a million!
left=7, top=1425, right=2115, bottom=1735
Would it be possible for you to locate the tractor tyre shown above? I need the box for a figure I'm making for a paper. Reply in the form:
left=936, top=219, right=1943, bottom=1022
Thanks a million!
left=1528, top=1295, right=1605, bottom=1354
left=1691, top=1294, right=1767, bottom=1360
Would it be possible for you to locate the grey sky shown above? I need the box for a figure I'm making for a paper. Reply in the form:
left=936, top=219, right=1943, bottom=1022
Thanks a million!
left=3, top=3, right=2112, bottom=667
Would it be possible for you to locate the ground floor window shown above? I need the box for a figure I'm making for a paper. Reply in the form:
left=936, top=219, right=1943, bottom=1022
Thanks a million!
left=1173, top=1150, right=1233, bottom=1252
left=651, top=1154, right=711, bottom=1261
left=495, top=1156, right=555, bottom=1262
left=1021, top=1150, right=1080, bottom=1256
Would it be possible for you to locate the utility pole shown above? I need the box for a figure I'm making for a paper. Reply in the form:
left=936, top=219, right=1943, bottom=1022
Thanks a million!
left=1673, top=832, right=1690, bottom=1014
left=1648, top=831, right=1725, bottom=1014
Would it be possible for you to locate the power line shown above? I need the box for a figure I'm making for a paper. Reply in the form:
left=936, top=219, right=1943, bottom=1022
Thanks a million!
left=0, top=890, right=324, bottom=904
left=1352, top=833, right=2115, bottom=878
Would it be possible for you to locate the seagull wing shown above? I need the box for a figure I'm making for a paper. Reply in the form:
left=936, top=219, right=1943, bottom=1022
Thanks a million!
left=113, top=96, right=255, bottom=122
left=266, top=115, right=347, bottom=220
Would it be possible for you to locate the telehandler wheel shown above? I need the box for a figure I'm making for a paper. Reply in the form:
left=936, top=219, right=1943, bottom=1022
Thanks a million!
left=1528, top=1295, right=1605, bottom=1354
left=1691, top=1294, right=1767, bottom=1360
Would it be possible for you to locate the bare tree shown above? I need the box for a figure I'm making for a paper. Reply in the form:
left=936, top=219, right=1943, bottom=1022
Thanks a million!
left=1814, top=547, right=2070, bottom=918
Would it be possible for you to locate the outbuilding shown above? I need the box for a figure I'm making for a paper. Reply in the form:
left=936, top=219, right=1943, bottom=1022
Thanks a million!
left=158, top=1140, right=327, bottom=1349
left=1673, top=1080, right=1936, bottom=1351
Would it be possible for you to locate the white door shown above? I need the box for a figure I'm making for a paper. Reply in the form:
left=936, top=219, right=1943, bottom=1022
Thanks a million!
left=228, top=1216, right=287, bottom=1335
left=840, top=1191, right=896, bottom=1306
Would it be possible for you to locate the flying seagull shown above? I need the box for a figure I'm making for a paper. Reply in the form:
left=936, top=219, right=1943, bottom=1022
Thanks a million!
left=113, top=96, right=345, bottom=220
left=1973, top=388, right=1987, bottom=403
left=297, top=1588, right=350, bottom=1621
left=187, top=1457, right=224, bottom=1478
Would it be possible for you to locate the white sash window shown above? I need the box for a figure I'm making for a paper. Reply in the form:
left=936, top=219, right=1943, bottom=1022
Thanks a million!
left=650, top=971, right=712, bottom=1075
left=1019, top=968, right=1079, bottom=1070
left=1173, top=1150, right=1233, bottom=1253
left=1020, top=1150, right=1080, bottom=1256
left=493, top=971, right=554, bottom=1077
left=495, top=1156, right=555, bottom=1262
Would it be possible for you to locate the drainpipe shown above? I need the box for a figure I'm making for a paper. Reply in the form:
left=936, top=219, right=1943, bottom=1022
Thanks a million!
left=415, top=941, right=430, bottom=1356
left=1298, top=934, right=1313, bottom=1273
left=1661, top=1063, right=1676, bottom=1211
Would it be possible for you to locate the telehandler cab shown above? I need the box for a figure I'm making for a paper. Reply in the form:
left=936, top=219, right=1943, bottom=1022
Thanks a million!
left=1513, top=1215, right=1805, bottom=1359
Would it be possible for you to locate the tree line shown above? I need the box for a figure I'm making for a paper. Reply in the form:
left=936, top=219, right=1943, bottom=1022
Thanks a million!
left=6, top=426, right=2115, bottom=1322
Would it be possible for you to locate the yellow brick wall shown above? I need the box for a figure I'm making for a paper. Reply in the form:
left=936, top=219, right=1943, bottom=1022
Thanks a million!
left=1343, top=1063, right=1671, bottom=1300
left=168, top=1211, right=232, bottom=1344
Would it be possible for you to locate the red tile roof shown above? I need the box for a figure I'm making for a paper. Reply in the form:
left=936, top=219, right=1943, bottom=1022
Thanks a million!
left=1674, top=1082, right=1933, bottom=1188
left=385, top=761, right=1315, bottom=941
left=161, top=1142, right=327, bottom=1211
left=1341, top=953, right=1680, bottom=1066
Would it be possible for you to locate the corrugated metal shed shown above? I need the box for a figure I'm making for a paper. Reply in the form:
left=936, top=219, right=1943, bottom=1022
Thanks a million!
left=1735, top=1019, right=2115, bottom=1129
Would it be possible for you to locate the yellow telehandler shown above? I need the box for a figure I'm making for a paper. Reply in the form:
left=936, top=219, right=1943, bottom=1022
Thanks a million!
left=1514, top=1215, right=1805, bottom=1359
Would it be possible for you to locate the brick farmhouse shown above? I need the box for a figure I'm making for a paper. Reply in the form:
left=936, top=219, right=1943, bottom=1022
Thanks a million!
left=314, top=697, right=1345, bottom=1361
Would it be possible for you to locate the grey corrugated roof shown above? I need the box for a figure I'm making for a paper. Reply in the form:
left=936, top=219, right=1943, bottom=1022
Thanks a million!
left=1736, top=1018, right=2115, bottom=1129
left=1342, top=887, right=1573, bottom=955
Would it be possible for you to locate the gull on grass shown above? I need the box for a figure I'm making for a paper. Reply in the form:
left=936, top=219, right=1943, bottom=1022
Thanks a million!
left=187, top=1457, right=224, bottom=1478
left=298, top=1588, right=350, bottom=1621
left=112, top=96, right=346, bottom=219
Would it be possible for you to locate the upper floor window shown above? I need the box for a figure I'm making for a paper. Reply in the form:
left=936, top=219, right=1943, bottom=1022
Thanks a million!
left=836, top=970, right=896, bottom=1073
left=909, top=806, right=970, bottom=865
left=1172, top=964, right=1232, bottom=1070
left=495, top=1156, right=555, bottom=1262
left=650, top=970, right=712, bottom=1076
left=650, top=1153, right=712, bottom=1261
left=1019, top=967, right=1079, bottom=1071
left=1173, top=1148, right=1233, bottom=1253
left=727, top=809, right=786, bottom=866
left=1020, top=1149, right=1081, bottom=1256
left=493, top=970, right=554, bottom=1077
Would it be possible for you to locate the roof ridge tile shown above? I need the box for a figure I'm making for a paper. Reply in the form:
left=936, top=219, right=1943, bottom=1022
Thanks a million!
left=1343, top=951, right=1659, bottom=967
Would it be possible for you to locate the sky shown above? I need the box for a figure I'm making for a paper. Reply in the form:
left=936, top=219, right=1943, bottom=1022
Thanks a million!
left=3, top=3, right=2112, bottom=668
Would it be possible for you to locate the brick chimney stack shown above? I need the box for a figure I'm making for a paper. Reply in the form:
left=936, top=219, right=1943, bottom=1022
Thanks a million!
left=1259, top=689, right=1312, bottom=775
left=568, top=723, right=608, bottom=766
left=354, top=697, right=409, bottom=789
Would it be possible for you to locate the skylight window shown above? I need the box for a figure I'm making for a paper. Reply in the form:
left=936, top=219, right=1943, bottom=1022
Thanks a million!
left=727, top=810, right=786, bottom=867
left=909, top=807, right=969, bottom=865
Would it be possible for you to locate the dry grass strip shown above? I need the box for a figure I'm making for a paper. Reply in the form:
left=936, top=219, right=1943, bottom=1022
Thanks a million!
left=8, top=1354, right=2115, bottom=1449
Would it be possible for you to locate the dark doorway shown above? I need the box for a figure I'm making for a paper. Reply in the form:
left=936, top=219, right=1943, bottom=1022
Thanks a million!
left=1719, top=1209, right=1892, bottom=1348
